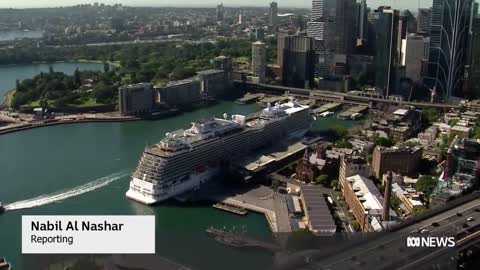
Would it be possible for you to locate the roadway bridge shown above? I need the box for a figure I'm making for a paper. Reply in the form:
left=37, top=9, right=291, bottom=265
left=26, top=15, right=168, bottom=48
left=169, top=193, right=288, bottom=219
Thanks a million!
left=235, top=81, right=462, bottom=110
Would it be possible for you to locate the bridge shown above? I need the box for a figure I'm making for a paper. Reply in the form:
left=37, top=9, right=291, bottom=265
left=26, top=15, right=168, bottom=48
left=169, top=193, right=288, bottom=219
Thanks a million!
left=235, top=81, right=463, bottom=110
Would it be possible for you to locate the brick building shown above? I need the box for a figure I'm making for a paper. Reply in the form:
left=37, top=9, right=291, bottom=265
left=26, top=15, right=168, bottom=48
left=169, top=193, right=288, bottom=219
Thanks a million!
left=371, top=146, right=423, bottom=179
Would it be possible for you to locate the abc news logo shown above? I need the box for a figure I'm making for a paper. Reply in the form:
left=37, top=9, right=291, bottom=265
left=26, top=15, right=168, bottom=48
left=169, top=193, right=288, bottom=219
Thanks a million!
left=406, top=236, right=456, bottom=248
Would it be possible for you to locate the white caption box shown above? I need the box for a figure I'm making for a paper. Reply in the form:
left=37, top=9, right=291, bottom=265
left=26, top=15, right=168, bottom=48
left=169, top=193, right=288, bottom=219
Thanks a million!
left=22, top=215, right=155, bottom=254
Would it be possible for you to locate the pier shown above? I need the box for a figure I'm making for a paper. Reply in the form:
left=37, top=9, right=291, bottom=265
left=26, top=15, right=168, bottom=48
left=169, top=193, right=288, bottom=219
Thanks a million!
left=312, top=102, right=343, bottom=116
left=212, top=202, right=248, bottom=215
left=235, top=93, right=264, bottom=104
left=337, top=105, right=369, bottom=120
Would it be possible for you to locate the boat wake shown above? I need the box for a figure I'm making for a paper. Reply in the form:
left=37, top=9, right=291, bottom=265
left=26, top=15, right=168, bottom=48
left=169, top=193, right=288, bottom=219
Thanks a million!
left=4, top=171, right=129, bottom=211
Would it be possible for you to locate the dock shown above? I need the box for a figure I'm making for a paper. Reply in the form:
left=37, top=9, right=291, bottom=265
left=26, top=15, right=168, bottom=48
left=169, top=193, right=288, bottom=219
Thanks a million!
left=235, top=93, right=264, bottom=104
left=312, top=102, right=342, bottom=116
left=337, top=105, right=369, bottom=120
left=212, top=202, right=248, bottom=215
left=258, top=96, right=289, bottom=107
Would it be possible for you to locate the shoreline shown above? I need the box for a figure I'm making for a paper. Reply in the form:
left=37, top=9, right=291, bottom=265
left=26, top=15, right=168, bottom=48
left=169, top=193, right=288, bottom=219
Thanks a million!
left=0, top=89, right=14, bottom=108
left=0, top=60, right=120, bottom=68
left=0, top=116, right=140, bottom=135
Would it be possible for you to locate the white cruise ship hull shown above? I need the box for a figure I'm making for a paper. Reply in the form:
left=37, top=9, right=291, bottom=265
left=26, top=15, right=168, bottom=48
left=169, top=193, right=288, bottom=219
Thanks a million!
left=126, top=101, right=313, bottom=205
left=126, top=168, right=217, bottom=205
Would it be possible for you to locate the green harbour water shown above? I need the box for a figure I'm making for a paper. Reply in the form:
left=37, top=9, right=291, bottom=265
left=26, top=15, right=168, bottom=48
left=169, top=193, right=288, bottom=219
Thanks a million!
left=0, top=63, right=356, bottom=270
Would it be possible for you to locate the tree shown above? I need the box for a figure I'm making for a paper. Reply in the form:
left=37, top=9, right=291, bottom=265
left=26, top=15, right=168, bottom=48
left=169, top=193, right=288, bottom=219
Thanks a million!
left=351, top=220, right=361, bottom=231
left=315, top=174, right=330, bottom=186
left=474, top=126, right=480, bottom=140
left=336, top=139, right=353, bottom=149
left=421, top=108, right=441, bottom=125
left=39, top=99, right=49, bottom=109
left=416, top=176, right=438, bottom=204
left=391, top=195, right=400, bottom=210
left=374, top=137, right=394, bottom=147
left=331, top=179, right=339, bottom=190
left=93, top=82, right=114, bottom=104
left=271, top=176, right=281, bottom=190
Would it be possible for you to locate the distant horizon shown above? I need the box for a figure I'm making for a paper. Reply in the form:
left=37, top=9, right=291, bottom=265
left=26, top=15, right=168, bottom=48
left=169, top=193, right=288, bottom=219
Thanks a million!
left=0, top=1, right=432, bottom=10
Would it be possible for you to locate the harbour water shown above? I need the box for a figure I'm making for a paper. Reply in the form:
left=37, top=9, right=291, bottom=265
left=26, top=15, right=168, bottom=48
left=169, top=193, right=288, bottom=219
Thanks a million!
left=0, top=63, right=355, bottom=270
left=0, top=30, right=44, bottom=41
left=0, top=62, right=106, bottom=102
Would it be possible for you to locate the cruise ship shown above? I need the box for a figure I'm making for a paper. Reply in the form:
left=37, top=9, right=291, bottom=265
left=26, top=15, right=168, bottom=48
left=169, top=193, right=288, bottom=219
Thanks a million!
left=126, top=100, right=313, bottom=205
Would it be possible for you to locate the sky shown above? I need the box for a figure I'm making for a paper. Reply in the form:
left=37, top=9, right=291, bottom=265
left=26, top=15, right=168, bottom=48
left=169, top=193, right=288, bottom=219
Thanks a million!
left=0, top=0, right=432, bottom=9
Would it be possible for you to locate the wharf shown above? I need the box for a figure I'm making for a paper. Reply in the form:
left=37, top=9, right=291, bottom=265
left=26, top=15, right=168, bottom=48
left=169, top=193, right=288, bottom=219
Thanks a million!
left=258, top=96, right=289, bottom=107
left=312, top=102, right=342, bottom=115
left=212, top=202, right=248, bottom=215
left=0, top=114, right=139, bottom=135
left=337, top=105, right=368, bottom=120
left=235, top=93, right=264, bottom=104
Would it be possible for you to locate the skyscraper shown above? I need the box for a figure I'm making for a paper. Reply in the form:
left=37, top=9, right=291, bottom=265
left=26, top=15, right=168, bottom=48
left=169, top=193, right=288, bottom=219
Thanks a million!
left=466, top=2, right=480, bottom=98
left=216, top=3, right=224, bottom=22
left=307, top=0, right=355, bottom=77
left=373, top=6, right=400, bottom=97
left=417, top=8, right=432, bottom=35
left=278, top=34, right=315, bottom=88
left=405, top=34, right=430, bottom=83
left=425, top=0, right=473, bottom=100
left=354, top=0, right=369, bottom=45
left=252, top=41, right=267, bottom=82
left=269, top=2, right=279, bottom=26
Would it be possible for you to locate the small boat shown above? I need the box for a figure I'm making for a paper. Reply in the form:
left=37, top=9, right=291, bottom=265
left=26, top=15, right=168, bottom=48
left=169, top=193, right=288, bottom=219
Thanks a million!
left=319, top=111, right=334, bottom=117
left=0, top=202, right=5, bottom=214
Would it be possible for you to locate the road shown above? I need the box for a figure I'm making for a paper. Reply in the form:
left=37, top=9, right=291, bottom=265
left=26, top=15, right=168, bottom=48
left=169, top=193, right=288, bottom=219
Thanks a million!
left=238, top=81, right=462, bottom=110
left=273, top=198, right=480, bottom=270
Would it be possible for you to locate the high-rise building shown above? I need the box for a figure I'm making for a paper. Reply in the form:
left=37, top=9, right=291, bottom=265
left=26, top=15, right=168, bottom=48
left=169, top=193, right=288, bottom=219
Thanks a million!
left=405, top=34, right=430, bottom=83
left=417, top=8, right=432, bottom=35
left=118, top=83, right=154, bottom=116
left=466, top=2, right=480, bottom=98
left=354, top=0, right=369, bottom=45
left=213, top=55, right=233, bottom=87
left=400, top=9, right=418, bottom=37
left=425, top=0, right=474, bottom=100
left=198, top=69, right=230, bottom=99
left=216, top=3, right=224, bottom=22
left=307, top=0, right=356, bottom=77
left=269, top=2, right=279, bottom=26
left=156, top=78, right=201, bottom=107
left=278, top=34, right=315, bottom=88
left=373, top=6, right=400, bottom=97
left=252, top=41, right=267, bottom=82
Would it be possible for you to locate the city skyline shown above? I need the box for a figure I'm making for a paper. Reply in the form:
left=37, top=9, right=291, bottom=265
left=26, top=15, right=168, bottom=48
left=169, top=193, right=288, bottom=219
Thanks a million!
left=0, top=0, right=432, bottom=9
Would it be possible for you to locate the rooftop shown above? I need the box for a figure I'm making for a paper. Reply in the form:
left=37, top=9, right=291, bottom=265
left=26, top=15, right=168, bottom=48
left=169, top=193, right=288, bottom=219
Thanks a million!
left=347, top=175, right=384, bottom=215
left=302, top=186, right=336, bottom=234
